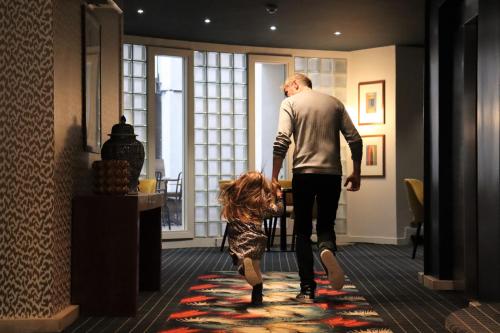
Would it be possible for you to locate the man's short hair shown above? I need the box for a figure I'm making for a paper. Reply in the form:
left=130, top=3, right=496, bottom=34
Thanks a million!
left=285, top=73, right=312, bottom=89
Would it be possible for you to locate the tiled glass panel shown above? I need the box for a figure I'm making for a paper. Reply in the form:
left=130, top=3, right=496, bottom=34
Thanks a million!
left=221, top=84, right=233, bottom=99
left=208, top=176, right=219, bottom=191
left=234, top=100, right=247, bottom=114
left=221, top=114, right=233, bottom=128
left=207, top=83, right=220, bottom=98
left=195, top=207, right=207, bottom=220
left=307, top=58, right=320, bottom=73
left=194, top=67, right=206, bottom=82
left=133, top=61, right=146, bottom=77
left=123, top=44, right=148, bottom=176
left=220, top=53, right=233, bottom=68
left=133, top=111, right=147, bottom=125
left=124, top=77, right=132, bottom=93
left=195, top=98, right=206, bottom=113
left=207, top=68, right=219, bottom=82
left=234, top=69, right=247, bottom=84
left=123, top=44, right=132, bottom=60
left=294, top=57, right=306, bottom=72
left=208, top=207, right=220, bottom=221
left=207, top=99, right=219, bottom=113
left=207, top=52, right=219, bottom=67
left=133, top=78, right=147, bottom=94
left=195, top=223, right=206, bottom=237
left=193, top=51, right=248, bottom=237
left=133, top=94, right=146, bottom=110
left=234, top=84, right=247, bottom=99
left=195, top=114, right=207, bottom=129
left=208, top=222, right=220, bottom=236
left=294, top=55, right=349, bottom=233
left=220, top=69, right=233, bottom=83
left=194, top=176, right=207, bottom=191
left=221, top=99, right=233, bottom=114
left=194, top=51, right=205, bottom=66
left=233, top=53, right=246, bottom=69
left=133, top=45, right=146, bottom=61
left=195, top=145, right=207, bottom=160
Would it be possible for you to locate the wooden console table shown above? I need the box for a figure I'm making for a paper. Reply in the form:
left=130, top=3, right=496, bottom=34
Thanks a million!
left=71, top=193, right=163, bottom=316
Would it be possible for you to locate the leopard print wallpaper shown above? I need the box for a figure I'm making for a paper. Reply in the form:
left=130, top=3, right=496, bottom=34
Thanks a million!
left=0, top=0, right=56, bottom=317
left=0, top=0, right=122, bottom=319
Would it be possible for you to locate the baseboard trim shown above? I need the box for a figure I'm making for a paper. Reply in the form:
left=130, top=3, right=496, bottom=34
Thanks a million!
left=0, top=305, right=79, bottom=333
left=337, top=235, right=404, bottom=245
left=418, top=272, right=457, bottom=290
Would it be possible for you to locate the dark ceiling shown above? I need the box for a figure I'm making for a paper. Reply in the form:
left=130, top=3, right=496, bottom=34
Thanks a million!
left=122, top=0, right=425, bottom=51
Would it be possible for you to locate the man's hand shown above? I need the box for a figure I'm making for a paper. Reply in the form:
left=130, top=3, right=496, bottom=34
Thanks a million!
left=344, top=172, right=361, bottom=191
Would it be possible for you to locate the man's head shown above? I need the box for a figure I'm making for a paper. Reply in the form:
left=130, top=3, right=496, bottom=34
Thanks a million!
left=283, top=73, right=312, bottom=97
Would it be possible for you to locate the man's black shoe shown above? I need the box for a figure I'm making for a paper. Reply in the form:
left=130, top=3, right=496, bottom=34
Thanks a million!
left=251, top=283, right=263, bottom=305
left=296, top=288, right=315, bottom=303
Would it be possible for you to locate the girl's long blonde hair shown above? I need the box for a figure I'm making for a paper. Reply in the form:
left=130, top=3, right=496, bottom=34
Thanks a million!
left=219, top=171, right=277, bottom=222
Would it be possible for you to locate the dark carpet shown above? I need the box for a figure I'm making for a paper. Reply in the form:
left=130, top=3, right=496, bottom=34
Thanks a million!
left=64, top=244, right=468, bottom=333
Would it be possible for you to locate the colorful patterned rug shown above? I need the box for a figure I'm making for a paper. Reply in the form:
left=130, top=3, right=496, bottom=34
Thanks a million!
left=161, top=271, right=392, bottom=333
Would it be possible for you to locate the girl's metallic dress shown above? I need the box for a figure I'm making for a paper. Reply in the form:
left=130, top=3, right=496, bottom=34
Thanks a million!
left=227, top=202, right=283, bottom=265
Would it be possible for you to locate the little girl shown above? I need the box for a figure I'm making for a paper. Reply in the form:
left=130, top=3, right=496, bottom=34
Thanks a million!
left=219, top=171, right=282, bottom=305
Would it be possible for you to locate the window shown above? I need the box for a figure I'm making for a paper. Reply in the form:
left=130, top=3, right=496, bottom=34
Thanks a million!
left=193, top=51, right=248, bottom=237
left=123, top=44, right=148, bottom=176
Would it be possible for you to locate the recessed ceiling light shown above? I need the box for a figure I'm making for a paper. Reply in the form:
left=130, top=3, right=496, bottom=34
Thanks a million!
left=270, top=25, right=277, bottom=31
left=137, top=9, right=144, bottom=14
left=204, top=18, right=211, bottom=24
left=334, top=31, right=342, bottom=36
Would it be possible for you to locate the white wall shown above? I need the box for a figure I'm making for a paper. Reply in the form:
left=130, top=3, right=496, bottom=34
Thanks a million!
left=345, top=46, right=399, bottom=244
left=343, top=45, right=424, bottom=245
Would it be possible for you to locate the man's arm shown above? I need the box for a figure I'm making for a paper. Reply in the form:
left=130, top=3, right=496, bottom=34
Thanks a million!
left=339, top=105, right=362, bottom=191
left=272, top=100, right=294, bottom=194
left=344, top=156, right=361, bottom=191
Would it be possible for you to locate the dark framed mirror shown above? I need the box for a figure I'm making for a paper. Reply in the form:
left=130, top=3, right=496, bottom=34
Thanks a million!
left=82, top=5, right=102, bottom=153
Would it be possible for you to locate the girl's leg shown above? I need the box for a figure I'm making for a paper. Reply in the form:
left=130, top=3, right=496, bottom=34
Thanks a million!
left=243, top=257, right=262, bottom=286
left=249, top=259, right=263, bottom=305
left=252, top=259, right=262, bottom=282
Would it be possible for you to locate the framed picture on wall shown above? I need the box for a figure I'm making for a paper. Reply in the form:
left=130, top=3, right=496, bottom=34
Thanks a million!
left=358, top=80, right=385, bottom=125
left=361, top=135, right=385, bottom=177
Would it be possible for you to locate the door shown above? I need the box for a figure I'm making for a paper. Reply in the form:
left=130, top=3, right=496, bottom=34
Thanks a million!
left=248, top=55, right=294, bottom=179
left=148, top=47, right=194, bottom=239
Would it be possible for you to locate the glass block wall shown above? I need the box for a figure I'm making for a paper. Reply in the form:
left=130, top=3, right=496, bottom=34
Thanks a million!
left=123, top=44, right=148, bottom=176
left=193, top=51, right=248, bottom=237
left=294, top=57, right=348, bottom=234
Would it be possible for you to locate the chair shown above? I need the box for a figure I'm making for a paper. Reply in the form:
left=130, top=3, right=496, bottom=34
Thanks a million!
left=165, top=172, right=182, bottom=227
left=154, top=159, right=170, bottom=229
left=404, top=178, right=424, bottom=259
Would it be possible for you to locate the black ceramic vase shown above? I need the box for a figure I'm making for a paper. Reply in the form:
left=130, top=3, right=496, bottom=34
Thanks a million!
left=101, top=115, right=145, bottom=193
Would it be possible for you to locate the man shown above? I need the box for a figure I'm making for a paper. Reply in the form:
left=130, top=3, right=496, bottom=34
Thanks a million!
left=272, top=73, right=362, bottom=302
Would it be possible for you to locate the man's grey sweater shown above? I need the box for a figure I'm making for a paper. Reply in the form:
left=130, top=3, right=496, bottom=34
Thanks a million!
left=273, top=89, right=362, bottom=175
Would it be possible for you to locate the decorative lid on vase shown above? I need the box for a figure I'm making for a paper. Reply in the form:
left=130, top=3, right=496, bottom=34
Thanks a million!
left=109, top=115, right=136, bottom=137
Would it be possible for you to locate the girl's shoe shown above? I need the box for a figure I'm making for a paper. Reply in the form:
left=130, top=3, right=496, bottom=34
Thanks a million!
left=251, top=283, right=263, bottom=305
left=320, top=249, right=345, bottom=290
